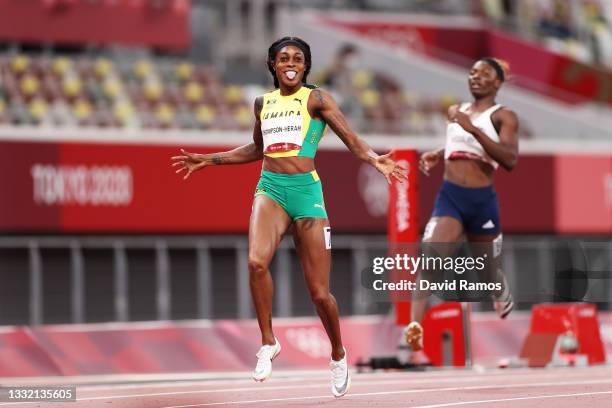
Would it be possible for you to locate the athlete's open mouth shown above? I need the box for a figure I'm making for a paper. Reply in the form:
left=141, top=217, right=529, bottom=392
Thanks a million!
left=284, top=71, right=297, bottom=80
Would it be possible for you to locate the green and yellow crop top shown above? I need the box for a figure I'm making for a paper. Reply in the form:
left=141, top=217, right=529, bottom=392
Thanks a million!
left=259, top=85, right=326, bottom=158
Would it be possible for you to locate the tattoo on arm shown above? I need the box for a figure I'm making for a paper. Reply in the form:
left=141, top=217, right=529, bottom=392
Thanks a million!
left=313, top=89, right=325, bottom=107
left=208, top=142, right=262, bottom=166
left=211, top=155, right=226, bottom=165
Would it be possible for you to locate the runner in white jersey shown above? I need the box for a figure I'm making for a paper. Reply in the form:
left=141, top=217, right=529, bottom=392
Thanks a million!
left=404, top=58, right=519, bottom=352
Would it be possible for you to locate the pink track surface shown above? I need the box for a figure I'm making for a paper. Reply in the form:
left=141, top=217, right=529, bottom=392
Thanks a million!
left=2, top=366, right=612, bottom=408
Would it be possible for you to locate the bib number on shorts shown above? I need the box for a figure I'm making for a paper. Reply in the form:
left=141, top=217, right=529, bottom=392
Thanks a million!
left=323, top=227, right=331, bottom=250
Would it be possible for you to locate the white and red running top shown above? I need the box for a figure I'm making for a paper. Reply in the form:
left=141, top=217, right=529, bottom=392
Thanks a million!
left=444, top=102, right=503, bottom=170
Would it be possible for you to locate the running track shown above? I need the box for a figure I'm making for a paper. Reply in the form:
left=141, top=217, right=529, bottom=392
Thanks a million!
left=2, top=366, right=612, bottom=407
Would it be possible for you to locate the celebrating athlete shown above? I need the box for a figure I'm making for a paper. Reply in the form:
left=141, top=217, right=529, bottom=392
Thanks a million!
left=172, top=36, right=406, bottom=397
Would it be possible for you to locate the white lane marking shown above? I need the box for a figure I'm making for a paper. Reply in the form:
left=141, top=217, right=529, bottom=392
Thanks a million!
left=411, top=390, right=612, bottom=408
left=68, top=372, right=478, bottom=392
left=159, top=379, right=612, bottom=407
left=73, top=371, right=532, bottom=392
left=73, top=370, right=612, bottom=400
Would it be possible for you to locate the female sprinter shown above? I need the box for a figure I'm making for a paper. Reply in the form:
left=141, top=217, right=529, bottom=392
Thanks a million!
left=404, top=58, right=519, bottom=351
left=171, top=37, right=406, bottom=397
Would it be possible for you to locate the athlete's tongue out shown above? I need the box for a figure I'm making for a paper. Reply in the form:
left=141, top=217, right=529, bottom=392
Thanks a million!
left=285, top=71, right=297, bottom=80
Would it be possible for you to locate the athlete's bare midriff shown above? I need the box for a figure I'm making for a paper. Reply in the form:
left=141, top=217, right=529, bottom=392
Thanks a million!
left=444, top=158, right=495, bottom=188
left=262, top=156, right=316, bottom=174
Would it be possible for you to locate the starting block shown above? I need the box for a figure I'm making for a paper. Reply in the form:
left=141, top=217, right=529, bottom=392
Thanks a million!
left=358, top=302, right=470, bottom=372
left=422, top=302, right=471, bottom=367
left=387, top=150, right=471, bottom=368
left=520, top=303, right=605, bottom=367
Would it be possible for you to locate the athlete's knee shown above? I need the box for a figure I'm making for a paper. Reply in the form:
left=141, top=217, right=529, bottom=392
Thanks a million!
left=309, top=289, right=331, bottom=307
left=248, top=256, right=268, bottom=277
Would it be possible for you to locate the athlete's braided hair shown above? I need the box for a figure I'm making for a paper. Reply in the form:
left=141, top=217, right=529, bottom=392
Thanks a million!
left=480, top=57, right=510, bottom=83
left=267, top=36, right=312, bottom=88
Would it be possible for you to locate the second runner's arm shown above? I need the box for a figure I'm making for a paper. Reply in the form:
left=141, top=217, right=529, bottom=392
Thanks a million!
left=449, top=106, right=519, bottom=171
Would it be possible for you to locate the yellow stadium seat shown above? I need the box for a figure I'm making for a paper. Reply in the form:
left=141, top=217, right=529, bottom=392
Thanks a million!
left=53, top=57, right=72, bottom=76
left=73, top=100, right=93, bottom=120
left=103, top=78, right=122, bottom=99
left=196, top=105, right=215, bottom=127
left=20, top=74, right=40, bottom=97
left=144, top=81, right=163, bottom=102
left=113, top=102, right=134, bottom=124
left=63, top=77, right=82, bottom=98
left=184, top=81, right=204, bottom=103
left=234, top=106, right=252, bottom=127
left=225, top=85, right=243, bottom=104
left=94, top=58, right=113, bottom=77
left=156, top=103, right=175, bottom=124
left=175, top=62, right=193, bottom=81
left=134, top=60, right=153, bottom=79
left=10, top=55, right=29, bottom=74
left=29, top=98, right=48, bottom=121
left=360, top=89, right=380, bottom=108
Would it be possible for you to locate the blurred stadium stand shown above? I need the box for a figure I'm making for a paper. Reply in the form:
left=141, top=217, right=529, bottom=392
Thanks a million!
left=0, top=51, right=461, bottom=135
left=0, top=53, right=254, bottom=130
left=481, top=0, right=612, bottom=70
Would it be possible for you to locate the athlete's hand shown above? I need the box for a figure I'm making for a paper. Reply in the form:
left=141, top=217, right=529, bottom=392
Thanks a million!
left=171, top=149, right=208, bottom=180
left=374, top=152, right=408, bottom=185
left=419, top=150, right=442, bottom=176
left=448, top=109, right=477, bottom=134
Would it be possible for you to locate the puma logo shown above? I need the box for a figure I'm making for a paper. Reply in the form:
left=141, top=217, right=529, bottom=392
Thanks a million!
left=294, top=98, right=302, bottom=106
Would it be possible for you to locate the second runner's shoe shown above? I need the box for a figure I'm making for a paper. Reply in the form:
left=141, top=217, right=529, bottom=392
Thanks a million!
left=252, top=338, right=281, bottom=382
left=493, top=277, right=514, bottom=319
left=403, top=321, right=424, bottom=351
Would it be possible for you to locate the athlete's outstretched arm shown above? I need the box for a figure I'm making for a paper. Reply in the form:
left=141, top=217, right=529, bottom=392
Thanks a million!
left=308, top=88, right=406, bottom=184
left=172, top=97, right=264, bottom=179
left=449, top=106, right=519, bottom=171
